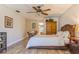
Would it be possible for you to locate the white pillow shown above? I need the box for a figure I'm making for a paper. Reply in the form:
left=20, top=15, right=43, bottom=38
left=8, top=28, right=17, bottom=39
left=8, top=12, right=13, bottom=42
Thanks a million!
left=62, top=31, right=69, bottom=38
left=64, top=38, right=69, bottom=44
left=57, top=31, right=63, bottom=36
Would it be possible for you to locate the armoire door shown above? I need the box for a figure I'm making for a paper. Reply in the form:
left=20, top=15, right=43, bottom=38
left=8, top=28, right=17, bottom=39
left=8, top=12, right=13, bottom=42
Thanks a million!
left=46, top=20, right=57, bottom=35
left=46, top=22, right=52, bottom=35
left=51, top=22, right=57, bottom=34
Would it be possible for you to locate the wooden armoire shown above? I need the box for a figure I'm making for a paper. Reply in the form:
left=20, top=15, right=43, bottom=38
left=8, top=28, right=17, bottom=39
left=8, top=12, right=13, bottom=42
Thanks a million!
left=46, top=19, right=57, bottom=35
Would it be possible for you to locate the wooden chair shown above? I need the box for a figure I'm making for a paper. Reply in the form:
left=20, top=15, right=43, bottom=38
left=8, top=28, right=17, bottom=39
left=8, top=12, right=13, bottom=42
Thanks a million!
left=27, top=31, right=38, bottom=38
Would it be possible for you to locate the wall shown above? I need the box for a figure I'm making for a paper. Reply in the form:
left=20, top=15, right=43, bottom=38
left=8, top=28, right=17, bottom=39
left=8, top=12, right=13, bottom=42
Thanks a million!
left=26, top=19, right=39, bottom=32
left=0, top=5, right=26, bottom=47
left=60, top=5, right=79, bottom=28
left=26, top=16, right=59, bottom=35
left=25, top=17, right=45, bottom=35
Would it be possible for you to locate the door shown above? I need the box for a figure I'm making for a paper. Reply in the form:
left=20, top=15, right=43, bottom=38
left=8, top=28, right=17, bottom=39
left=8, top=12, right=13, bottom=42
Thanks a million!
left=51, top=22, right=57, bottom=34
left=46, top=20, right=57, bottom=35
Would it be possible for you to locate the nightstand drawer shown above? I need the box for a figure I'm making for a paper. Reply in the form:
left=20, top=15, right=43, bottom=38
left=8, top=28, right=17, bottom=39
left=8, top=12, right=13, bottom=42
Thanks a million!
left=69, top=43, right=79, bottom=54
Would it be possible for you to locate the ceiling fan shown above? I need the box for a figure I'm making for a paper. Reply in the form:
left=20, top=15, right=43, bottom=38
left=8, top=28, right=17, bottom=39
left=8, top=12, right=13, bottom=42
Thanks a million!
left=27, top=5, right=51, bottom=15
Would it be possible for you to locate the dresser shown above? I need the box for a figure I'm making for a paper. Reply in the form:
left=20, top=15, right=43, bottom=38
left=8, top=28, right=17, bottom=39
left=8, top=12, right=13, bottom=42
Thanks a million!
left=0, top=32, right=7, bottom=52
left=46, top=19, right=57, bottom=35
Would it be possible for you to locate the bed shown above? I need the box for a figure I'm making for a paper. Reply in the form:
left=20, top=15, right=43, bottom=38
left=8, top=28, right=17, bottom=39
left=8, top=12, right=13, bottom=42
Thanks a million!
left=26, top=24, right=75, bottom=49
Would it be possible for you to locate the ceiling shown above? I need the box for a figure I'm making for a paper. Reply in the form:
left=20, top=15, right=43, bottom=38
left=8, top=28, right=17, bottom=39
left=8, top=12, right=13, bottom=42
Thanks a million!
left=4, top=4, right=73, bottom=20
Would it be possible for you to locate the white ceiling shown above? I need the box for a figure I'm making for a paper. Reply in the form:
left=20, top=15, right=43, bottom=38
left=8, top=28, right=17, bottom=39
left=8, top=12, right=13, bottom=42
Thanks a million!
left=4, top=4, right=73, bottom=20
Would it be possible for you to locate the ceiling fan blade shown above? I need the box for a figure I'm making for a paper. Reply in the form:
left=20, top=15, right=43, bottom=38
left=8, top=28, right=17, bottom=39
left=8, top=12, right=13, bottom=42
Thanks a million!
left=41, top=11, right=48, bottom=15
left=26, top=12, right=36, bottom=13
left=43, top=9, right=51, bottom=11
left=32, top=7, right=38, bottom=11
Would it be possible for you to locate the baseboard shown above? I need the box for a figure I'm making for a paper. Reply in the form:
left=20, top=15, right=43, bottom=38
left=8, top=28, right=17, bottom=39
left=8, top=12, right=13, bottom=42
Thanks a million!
left=7, top=37, right=24, bottom=47
left=7, top=36, right=27, bottom=47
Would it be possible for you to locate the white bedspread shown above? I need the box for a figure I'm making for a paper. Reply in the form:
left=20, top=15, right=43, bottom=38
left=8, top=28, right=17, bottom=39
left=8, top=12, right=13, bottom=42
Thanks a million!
left=26, top=35, right=69, bottom=48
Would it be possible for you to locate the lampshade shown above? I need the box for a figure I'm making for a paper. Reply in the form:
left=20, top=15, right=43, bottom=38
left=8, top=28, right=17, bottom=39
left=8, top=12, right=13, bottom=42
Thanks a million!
left=75, top=24, right=79, bottom=32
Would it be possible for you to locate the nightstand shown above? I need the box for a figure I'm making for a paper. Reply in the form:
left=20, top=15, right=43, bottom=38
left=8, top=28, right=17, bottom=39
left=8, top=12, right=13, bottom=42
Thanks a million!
left=69, top=37, right=79, bottom=54
left=69, top=43, right=79, bottom=54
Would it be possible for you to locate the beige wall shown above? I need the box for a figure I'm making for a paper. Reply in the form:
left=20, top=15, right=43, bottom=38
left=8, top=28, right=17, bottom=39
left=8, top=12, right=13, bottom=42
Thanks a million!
left=60, top=5, right=79, bottom=28
left=0, top=5, right=27, bottom=47
left=26, top=17, right=59, bottom=35
left=25, top=17, right=46, bottom=35
left=26, top=19, right=39, bottom=32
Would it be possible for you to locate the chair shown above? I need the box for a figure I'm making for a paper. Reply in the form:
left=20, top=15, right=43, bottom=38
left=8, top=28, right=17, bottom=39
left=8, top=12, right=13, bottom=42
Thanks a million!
left=27, top=31, right=38, bottom=38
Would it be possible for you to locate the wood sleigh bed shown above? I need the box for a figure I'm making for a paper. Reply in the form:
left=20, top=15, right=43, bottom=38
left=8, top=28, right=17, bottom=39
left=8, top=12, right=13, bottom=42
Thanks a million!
left=26, top=24, right=76, bottom=50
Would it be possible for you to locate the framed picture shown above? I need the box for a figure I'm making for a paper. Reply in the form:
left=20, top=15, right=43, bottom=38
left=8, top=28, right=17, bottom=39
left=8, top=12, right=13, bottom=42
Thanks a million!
left=4, top=16, right=13, bottom=28
left=32, top=23, right=36, bottom=29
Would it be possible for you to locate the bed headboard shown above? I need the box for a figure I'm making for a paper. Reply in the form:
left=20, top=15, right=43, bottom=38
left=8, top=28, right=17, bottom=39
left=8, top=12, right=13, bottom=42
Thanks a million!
left=61, top=24, right=76, bottom=37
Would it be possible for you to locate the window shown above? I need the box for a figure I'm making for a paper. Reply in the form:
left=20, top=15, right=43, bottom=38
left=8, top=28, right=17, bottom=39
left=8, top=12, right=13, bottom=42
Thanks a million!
left=39, top=23, right=44, bottom=32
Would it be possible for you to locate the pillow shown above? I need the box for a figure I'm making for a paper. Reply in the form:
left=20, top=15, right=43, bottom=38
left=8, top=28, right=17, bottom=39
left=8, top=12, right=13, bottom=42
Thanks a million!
left=57, top=31, right=63, bottom=36
left=62, top=31, right=70, bottom=38
left=64, top=38, right=69, bottom=44
left=57, top=31, right=70, bottom=38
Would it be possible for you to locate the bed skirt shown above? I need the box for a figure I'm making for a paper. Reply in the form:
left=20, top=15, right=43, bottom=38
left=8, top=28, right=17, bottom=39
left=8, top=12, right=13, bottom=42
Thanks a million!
left=28, top=46, right=67, bottom=50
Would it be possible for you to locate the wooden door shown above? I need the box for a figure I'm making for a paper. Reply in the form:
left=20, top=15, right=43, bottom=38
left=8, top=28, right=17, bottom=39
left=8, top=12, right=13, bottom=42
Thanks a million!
left=46, top=21, right=52, bottom=35
left=46, top=20, right=57, bottom=35
left=51, top=22, right=57, bottom=34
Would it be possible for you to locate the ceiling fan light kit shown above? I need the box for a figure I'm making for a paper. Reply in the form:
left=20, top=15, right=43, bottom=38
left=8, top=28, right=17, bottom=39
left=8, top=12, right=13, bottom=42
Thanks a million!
left=16, top=10, right=20, bottom=13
